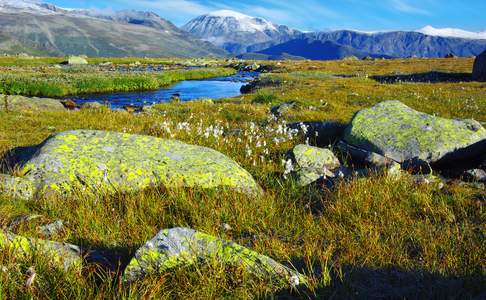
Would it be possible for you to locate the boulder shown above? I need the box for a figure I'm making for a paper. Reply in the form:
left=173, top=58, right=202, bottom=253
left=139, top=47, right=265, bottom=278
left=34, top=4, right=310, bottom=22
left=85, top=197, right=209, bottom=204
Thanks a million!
left=292, top=144, right=340, bottom=186
left=472, top=50, right=486, bottom=82
left=0, top=130, right=260, bottom=200
left=0, top=230, right=81, bottom=270
left=67, top=56, right=88, bottom=65
left=123, top=227, right=305, bottom=287
left=0, top=95, right=66, bottom=112
left=343, top=101, right=486, bottom=168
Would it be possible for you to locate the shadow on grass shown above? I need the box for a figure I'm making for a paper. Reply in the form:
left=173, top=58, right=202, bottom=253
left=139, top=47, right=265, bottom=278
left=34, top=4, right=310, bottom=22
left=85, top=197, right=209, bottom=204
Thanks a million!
left=279, top=263, right=486, bottom=299
left=371, top=72, right=473, bottom=84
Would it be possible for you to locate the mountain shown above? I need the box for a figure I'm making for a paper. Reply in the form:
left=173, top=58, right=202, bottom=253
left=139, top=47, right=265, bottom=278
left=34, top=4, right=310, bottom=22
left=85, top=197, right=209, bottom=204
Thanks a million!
left=0, top=0, right=226, bottom=57
left=253, top=39, right=390, bottom=60
left=417, top=26, right=486, bottom=40
left=182, top=10, right=300, bottom=54
left=247, top=30, right=486, bottom=60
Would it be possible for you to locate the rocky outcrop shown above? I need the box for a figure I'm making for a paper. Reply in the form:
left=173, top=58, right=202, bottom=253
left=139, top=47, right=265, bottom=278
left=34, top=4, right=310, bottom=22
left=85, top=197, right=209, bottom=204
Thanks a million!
left=472, top=50, right=486, bottom=82
left=0, top=130, right=260, bottom=200
left=343, top=101, right=486, bottom=169
left=123, top=227, right=305, bottom=287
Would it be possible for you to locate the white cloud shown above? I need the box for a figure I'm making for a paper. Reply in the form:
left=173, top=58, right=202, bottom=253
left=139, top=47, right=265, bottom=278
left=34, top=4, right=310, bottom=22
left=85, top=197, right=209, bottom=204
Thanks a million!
left=390, top=0, right=430, bottom=15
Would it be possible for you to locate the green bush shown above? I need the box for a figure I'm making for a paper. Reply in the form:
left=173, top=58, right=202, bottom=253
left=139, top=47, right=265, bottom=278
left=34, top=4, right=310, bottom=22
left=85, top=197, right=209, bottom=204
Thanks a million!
left=252, top=92, right=278, bottom=104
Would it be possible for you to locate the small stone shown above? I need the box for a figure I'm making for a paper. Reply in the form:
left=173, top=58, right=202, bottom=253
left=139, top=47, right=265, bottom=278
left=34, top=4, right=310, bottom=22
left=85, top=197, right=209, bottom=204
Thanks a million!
left=463, top=169, right=486, bottom=182
left=292, top=144, right=341, bottom=186
left=221, top=223, right=232, bottom=231
left=39, top=220, right=64, bottom=237
left=80, top=102, right=104, bottom=110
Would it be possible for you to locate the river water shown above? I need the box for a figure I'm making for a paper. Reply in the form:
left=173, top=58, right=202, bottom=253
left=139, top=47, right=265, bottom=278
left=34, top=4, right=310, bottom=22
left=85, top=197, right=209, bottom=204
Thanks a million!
left=69, top=72, right=257, bottom=108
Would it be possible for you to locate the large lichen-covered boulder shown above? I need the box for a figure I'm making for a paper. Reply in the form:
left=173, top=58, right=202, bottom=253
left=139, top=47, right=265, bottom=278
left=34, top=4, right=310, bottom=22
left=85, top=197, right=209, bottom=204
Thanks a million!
left=343, top=101, right=486, bottom=167
left=0, top=95, right=66, bottom=112
left=472, top=50, right=486, bottom=82
left=0, top=130, right=259, bottom=199
left=123, top=227, right=305, bottom=287
left=292, top=144, right=341, bottom=186
left=0, top=231, right=81, bottom=270
left=67, top=56, right=88, bottom=65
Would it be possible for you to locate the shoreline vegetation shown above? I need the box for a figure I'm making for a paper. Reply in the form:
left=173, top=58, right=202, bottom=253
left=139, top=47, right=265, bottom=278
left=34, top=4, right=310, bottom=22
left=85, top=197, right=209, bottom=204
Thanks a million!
left=0, top=66, right=237, bottom=98
left=0, top=56, right=485, bottom=299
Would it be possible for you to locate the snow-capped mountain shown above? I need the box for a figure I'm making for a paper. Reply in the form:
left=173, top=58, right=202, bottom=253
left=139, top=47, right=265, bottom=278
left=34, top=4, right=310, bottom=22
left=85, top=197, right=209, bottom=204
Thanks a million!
left=417, top=25, right=486, bottom=40
left=182, top=10, right=300, bottom=54
left=0, top=0, right=225, bottom=57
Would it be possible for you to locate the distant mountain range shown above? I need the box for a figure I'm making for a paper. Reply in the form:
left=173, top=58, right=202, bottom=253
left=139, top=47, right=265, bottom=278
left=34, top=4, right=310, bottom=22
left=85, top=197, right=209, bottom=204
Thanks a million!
left=250, top=30, right=486, bottom=60
left=1, top=2, right=485, bottom=60
left=0, top=0, right=225, bottom=57
left=182, top=10, right=299, bottom=55
left=184, top=10, right=486, bottom=60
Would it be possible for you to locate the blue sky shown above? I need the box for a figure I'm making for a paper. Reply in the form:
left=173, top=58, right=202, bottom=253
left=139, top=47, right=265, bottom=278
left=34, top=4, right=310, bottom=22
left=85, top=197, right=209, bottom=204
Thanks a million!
left=48, top=0, right=486, bottom=32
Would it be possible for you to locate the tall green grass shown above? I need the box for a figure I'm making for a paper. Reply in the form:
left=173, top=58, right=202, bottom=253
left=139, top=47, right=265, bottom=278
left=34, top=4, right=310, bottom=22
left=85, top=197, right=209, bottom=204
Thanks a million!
left=0, top=68, right=236, bottom=97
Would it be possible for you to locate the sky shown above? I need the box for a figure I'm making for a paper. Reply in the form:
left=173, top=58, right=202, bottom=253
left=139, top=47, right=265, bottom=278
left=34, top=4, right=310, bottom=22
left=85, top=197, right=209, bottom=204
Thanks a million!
left=47, top=0, right=486, bottom=32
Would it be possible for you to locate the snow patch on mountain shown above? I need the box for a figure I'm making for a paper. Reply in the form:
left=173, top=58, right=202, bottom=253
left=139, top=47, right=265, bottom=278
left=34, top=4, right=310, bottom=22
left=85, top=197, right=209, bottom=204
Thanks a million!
left=417, top=25, right=486, bottom=40
left=184, top=10, right=278, bottom=34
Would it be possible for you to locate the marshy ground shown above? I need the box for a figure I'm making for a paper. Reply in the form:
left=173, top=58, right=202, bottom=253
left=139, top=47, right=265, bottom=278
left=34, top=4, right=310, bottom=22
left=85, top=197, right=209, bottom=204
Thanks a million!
left=0, top=57, right=485, bottom=299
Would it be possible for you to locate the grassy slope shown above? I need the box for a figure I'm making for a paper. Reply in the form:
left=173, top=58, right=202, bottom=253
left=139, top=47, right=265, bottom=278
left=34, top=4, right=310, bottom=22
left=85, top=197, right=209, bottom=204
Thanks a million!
left=0, top=58, right=484, bottom=299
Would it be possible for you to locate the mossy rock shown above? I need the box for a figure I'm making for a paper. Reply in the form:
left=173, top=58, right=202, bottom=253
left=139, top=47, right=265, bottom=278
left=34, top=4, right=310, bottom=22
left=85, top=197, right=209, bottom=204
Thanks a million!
left=0, top=94, right=65, bottom=112
left=343, top=101, right=486, bottom=167
left=292, top=144, right=340, bottom=186
left=0, top=230, right=81, bottom=270
left=0, top=130, right=260, bottom=200
left=123, top=227, right=305, bottom=287
left=67, top=56, right=88, bottom=65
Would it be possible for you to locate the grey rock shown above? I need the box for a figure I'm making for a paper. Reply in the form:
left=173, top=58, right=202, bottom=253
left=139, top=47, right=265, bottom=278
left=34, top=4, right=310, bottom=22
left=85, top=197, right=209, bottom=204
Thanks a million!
left=0, top=130, right=260, bottom=200
left=464, top=169, right=486, bottom=182
left=343, top=101, right=486, bottom=168
left=472, top=50, right=486, bottom=82
left=80, top=102, right=104, bottom=110
left=0, top=95, right=65, bottom=112
left=67, top=56, right=88, bottom=65
left=270, top=101, right=296, bottom=119
left=337, top=141, right=395, bottom=169
left=123, top=227, right=305, bottom=286
left=292, top=144, right=340, bottom=186
left=0, top=230, right=81, bottom=270
left=39, top=220, right=64, bottom=237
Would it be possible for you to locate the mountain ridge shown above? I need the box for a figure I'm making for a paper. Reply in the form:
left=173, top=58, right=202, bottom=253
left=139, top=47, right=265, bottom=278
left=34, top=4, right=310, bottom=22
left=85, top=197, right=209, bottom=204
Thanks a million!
left=0, top=0, right=226, bottom=57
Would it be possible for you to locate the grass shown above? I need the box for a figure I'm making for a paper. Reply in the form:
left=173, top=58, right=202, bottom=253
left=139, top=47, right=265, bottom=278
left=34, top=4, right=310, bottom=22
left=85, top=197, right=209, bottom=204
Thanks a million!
left=0, top=57, right=485, bottom=299
left=0, top=67, right=236, bottom=97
